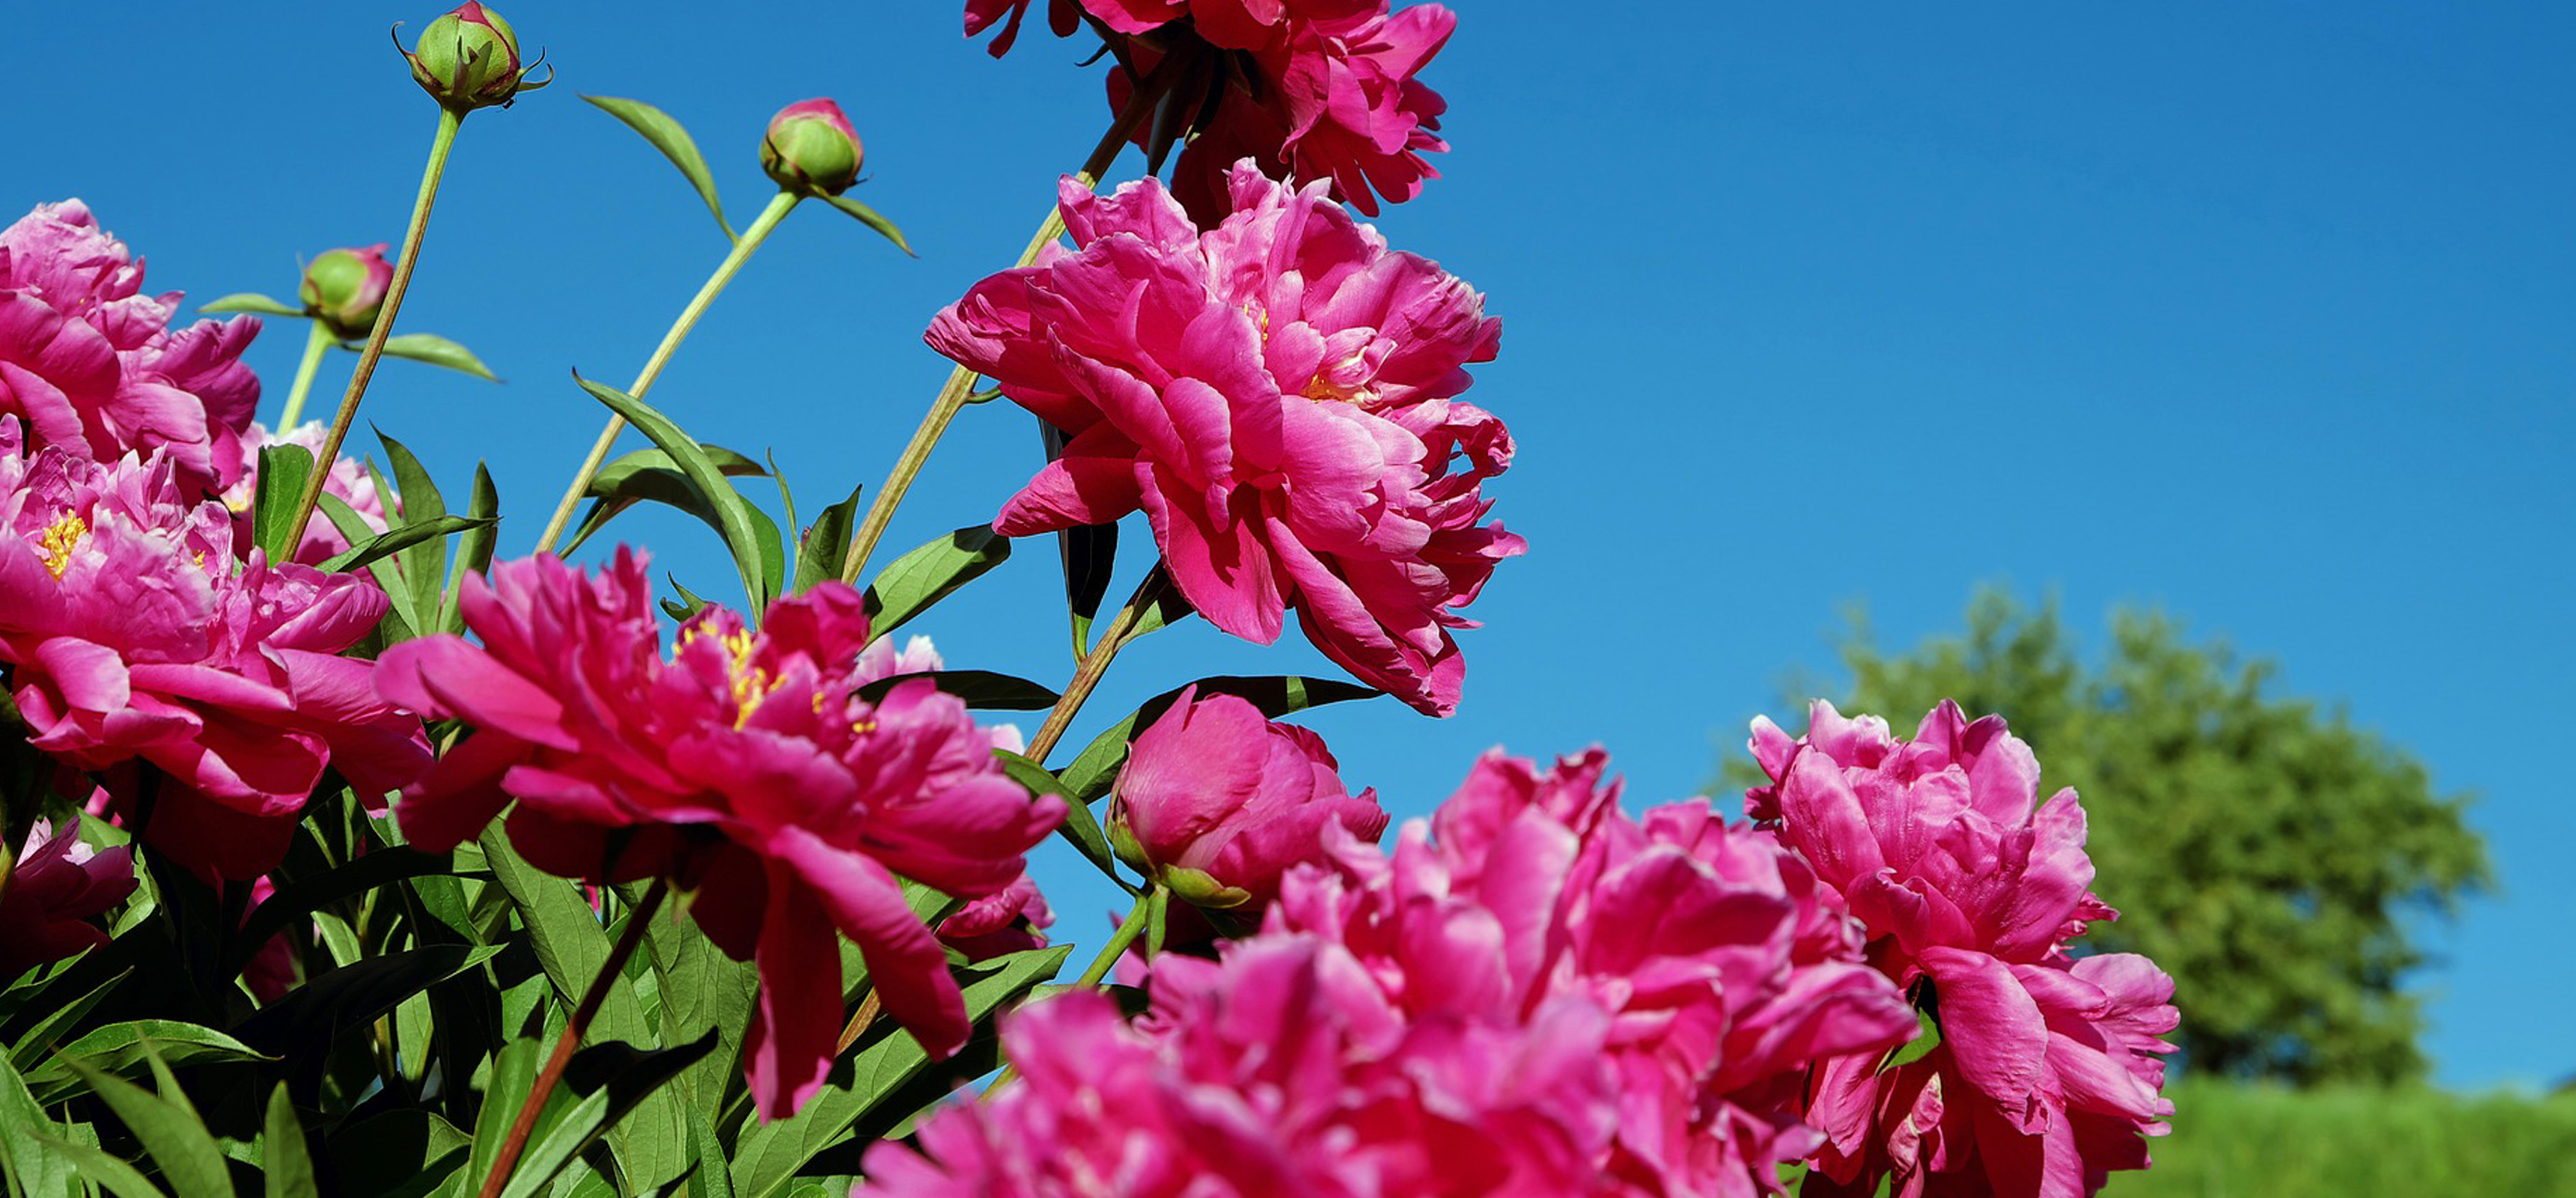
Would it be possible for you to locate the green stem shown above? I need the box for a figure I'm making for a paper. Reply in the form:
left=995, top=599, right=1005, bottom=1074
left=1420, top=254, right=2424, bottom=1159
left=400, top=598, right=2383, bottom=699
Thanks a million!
left=275, top=318, right=334, bottom=430
left=532, top=190, right=804, bottom=555
left=475, top=881, right=669, bottom=1198
left=1024, top=565, right=1168, bottom=765
left=284, top=105, right=464, bottom=547
left=835, top=77, right=1164, bottom=587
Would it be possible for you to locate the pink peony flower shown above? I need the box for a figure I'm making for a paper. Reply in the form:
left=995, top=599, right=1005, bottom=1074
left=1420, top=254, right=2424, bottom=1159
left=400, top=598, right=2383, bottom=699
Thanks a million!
left=928, top=164, right=1517, bottom=715
left=0, top=418, right=428, bottom=881
left=0, top=816, right=136, bottom=978
left=238, top=875, right=300, bottom=1002
left=0, top=201, right=260, bottom=494
left=965, top=0, right=1082, bottom=57
left=375, top=550, right=1064, bottom=1117
left=222, top=421, right=392, bottom=566
left=864, top=938, right=1621, bottom=1197
left=1750, top=701, right=2178, bottom=1198
left=1270, top=749, right=1917, bottom=1197
left=1108, top=686, right=1387, bottom=909
left=935, top=872, right=1054, bottom=961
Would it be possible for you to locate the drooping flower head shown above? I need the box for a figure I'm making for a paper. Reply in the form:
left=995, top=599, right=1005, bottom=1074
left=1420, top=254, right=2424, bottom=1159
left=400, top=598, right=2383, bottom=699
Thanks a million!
left=0, top=418, right=428, bottom=881
left=376, top=552, right=1064, bottom=1117
left=929, top=163, right=1517, bottom=715
left=0, top=816, right=136, bottom=978
left=966, top=1, right=1453, bottom=217
left=0, top=201, right=260, bottom=494
left=222, top=421, right=393, bottom=566
left=1749, top=701, right=2179, bottom=1198
left=1108, top=686, right=1387, bottom=912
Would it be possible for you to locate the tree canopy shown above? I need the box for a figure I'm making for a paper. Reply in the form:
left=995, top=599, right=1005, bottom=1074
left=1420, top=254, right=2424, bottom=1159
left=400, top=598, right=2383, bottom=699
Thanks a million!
left=1724, top=591, right=2488, bottom=1085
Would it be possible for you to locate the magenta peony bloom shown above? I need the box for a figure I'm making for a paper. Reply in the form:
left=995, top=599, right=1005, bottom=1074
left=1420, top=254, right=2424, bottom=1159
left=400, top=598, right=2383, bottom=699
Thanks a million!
left=0, top=418, right=428, bottom=881
left=0, top=816, right=136, bottom=978
left=928, top=164, right=1517, bottom=715
left=1269, top=749, right=1917, bottom=1197
left=864, top=938, right=1621, bottom=1197
left=222, top=421, right=392, bottom=566
left=964, top=0, right=1081, bottom=57
left=1750, top=701, right=2178, bottom=1198
left=0, top=201, right=260, bottom=494
left=935, top=872, right=1054, bottom=961
left=376, top=550, right=1064, bottom=1117
left=1108, top=686, right=1386, bottom=909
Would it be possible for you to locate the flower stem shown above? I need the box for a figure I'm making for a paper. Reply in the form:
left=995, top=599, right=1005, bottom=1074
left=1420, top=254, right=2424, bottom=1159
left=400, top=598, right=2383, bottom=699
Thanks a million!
left=531, top=190, right=804, bottom=555
left=275, top=319, right=335, bottom=430
left=834, top=78, right=1165, bottom=587
left=475, top=880, right=670, bottom=1198
left=284, top=105, right=463, bottom=547
left=1025, top=565, right=1168, bottom=765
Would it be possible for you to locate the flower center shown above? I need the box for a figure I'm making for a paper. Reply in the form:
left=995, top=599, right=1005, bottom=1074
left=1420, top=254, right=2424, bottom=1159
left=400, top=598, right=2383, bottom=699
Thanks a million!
left=36, top=512, right=87, bottom=581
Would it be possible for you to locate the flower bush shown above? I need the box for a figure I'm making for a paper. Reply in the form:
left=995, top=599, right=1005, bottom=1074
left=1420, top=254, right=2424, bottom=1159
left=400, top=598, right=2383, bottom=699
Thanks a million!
left=0, top=5, right=2177, bottom=1197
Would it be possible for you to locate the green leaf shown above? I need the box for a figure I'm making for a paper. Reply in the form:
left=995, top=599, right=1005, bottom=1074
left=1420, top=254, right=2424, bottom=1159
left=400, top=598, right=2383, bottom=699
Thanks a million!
left=372, top=333, right=499, bottom=382
left=641, top=912, right=756, bottom=1111
left=57, top=1054, right=230, bottom=1198
left=1881, top=1007, right=1941, bottom=1074
left=993, top=751, right=1123, bottom=885
left=377, top=430, right=452, bottom=632
left=564, top=446, right=769, bottom=558
left=660, top=574, right=716, bottom=624
left=1056, top=676, right=1381, bottom=803
left=863, top=526, right=1010, bottom=636
left=318, top=513, right=494, bottom=575
left=819, top=193, right=914, bottom=257
left=729, top=947, right=1071, bottom=1198
left=853, top=670, right=1059, bottom=711
left=464, top=1037, right=545, bottom=1198
left=476, top=828, right=650, bottom=1047
left=790, top=483, right=864, bottom=596
left=230, top=946, right=502, bottom=1075
left=25, top=1021, right=270, bottom=1105
left=444, top=462, right=500, bottom=635
left=574, top=374, right=784, bottom=611
left=252, top=445, right=317, bottom=565
left=262, top=1085, right=319, bottom=1198
left=7, top=966, right=131, bottom=1072
left=583, top=95, right=735, bottom=244
left=223, top=849, right=465, bottom=975
left=495, top=1030, right=721, bottom=1198
left=200, top=293, right=303, bottom=318
left=0, top=1049, right=76, bottom=1198
left=315, top=494, right=419, bottom=638
left=29, top=1132, right=162, bottom=1198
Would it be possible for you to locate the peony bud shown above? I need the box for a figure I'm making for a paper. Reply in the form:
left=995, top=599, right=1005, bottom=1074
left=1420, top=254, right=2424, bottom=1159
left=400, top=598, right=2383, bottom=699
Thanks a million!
left=404, top=3, right=539, bottom=110
left=1107, top=688, right=1387, bottom=911
left=761, top=99, right=864, bottom=196
left=298, top=244, right=393, bottom=339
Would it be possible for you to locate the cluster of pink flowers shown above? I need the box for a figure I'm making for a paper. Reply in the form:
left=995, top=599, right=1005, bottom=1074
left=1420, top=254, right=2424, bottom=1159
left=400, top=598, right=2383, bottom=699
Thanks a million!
left=966, top=0, right=1453, bottom=217
left=0, top=416, right=427, bottom=881
left=1749, top=701, right=2180, bottom=1197
left=0, top=201, right=261, bottom=495
left=930, top=163, right=1516, bottom=715
left=375, top=550, right=1065, bottom=1116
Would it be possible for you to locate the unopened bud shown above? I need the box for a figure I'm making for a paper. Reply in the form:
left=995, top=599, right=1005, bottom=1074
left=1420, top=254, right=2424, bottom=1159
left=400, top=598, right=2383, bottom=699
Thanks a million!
left=404, top=3, right=540, bottom=110
left=761, top=99, right=864, bottom=196
left=299, top=245, right=393, bottom=339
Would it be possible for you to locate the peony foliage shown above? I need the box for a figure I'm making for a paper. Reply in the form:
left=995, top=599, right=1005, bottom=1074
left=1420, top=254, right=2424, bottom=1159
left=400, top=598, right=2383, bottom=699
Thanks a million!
left=0, top=5, right=2178, bottom=1197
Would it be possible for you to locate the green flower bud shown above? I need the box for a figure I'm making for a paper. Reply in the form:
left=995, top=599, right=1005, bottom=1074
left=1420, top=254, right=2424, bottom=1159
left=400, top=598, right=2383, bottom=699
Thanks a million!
left=761, top=98, right=864, bottom=196
left=298, top=244, right=393, bottom=339
left=403, top=3, right=542, bottom=110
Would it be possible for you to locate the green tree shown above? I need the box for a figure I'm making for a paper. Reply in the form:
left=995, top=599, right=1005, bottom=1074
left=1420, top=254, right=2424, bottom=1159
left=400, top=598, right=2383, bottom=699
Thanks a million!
left=1724, top=590, right=2488, bottom=1085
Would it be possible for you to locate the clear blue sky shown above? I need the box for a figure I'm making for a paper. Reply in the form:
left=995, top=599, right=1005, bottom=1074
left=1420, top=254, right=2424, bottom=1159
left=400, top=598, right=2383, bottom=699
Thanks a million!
left=7, top=3, right=2567, bottom=1090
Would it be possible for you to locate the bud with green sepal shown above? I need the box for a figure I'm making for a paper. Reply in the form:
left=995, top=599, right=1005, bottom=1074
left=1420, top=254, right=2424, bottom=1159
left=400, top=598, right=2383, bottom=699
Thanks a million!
left=400, top=2, right=547, bottom=112
left=300, top=244, right=393, bottom=339
left=760, top=98, right=864, bottom=196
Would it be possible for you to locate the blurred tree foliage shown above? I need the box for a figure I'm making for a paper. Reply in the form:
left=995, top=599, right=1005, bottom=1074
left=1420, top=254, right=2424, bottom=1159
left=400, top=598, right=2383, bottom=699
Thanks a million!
left=1721, top=590, right=2488, bottom=1085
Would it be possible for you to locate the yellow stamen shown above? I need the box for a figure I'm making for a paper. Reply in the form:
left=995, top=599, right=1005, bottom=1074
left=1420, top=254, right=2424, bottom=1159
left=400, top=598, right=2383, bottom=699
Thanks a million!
left=36, top=513, right=87, bottom=581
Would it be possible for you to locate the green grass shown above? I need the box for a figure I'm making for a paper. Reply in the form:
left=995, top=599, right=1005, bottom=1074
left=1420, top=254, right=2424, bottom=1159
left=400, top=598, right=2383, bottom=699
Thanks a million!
left=2114, top=1080, right=2576, bottom=1196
